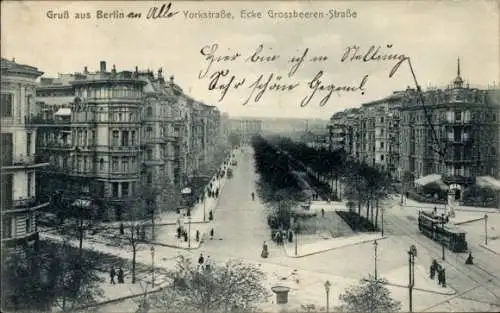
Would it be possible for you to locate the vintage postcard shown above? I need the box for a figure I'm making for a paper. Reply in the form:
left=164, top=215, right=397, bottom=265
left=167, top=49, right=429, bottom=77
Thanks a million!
left=1, top=0, right=499, bottom=312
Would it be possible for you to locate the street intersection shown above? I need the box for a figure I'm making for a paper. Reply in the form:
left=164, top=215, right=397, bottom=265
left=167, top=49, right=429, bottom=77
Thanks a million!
left=47, top=146, right=500, bottom=313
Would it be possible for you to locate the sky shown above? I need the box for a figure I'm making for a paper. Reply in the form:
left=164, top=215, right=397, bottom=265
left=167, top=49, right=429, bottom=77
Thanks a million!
left=2, top=0, right=499, bottom=119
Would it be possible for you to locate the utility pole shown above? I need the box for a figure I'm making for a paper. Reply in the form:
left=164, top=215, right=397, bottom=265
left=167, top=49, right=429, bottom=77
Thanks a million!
left=408, top=245, right=417, bottom=313
left=485, top=214, right=488, bottom=245
left=374, top=240, right=378, bottom=280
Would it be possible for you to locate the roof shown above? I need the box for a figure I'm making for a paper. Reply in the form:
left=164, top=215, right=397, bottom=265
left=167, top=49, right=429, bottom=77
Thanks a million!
left=414, top=174, right=442, bottom=186
left=476, top=176, right=500, bottom=191
left=1, top=57, right=44, bottom=77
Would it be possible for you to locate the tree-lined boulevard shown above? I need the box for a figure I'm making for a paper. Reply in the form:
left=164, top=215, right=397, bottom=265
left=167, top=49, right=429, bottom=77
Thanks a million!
left=3, top=135, right=500, bottom=313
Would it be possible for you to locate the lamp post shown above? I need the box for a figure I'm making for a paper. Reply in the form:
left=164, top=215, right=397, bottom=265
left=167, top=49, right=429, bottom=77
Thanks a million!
left=203, top=193, right=206, bottom=222
left=324, top=280, right=331, bottom=313
left=373, top=240, right=378, bottom=280
left=408, top=244, right=417, bottom=313
left=484, top=214, right=488, bottom=245
left=150, top=246, right=155, bottom=288
left=381, top=204, right=384, bottom=237
left=294, top=223, right=299, bottom=257
left=441, top=214, right=445, bottom=261
left=188, top=215, right=192, bottom=249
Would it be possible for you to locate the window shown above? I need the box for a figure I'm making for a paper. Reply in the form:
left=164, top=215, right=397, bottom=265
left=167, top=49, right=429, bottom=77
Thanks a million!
left=112, top=183, right=119, bottom=197
left=147, top=106, right=153, bottom=117
left=27, top=133, right=32, bottom=156
left=1, top=133, right=13, bottom=165
left=146, top=127, right=152, bottom=139
left=112, top=157, right=119, bottom=171
left=92, top=130, right=96, bottom=145
left=147, top=149, right=153, bottom=160
left=26, top=216, right=31, bottom=234
left=2, top=217, right=12, bottom=238
left=1, top=174, right=13, bottom=209
left=455, top=110, right=462, bottom=121
left=27, top=172, right=33, bottom=197
left=380, top=142, right=384, bottom=149
left=122, top=157, right=129, bottom=171
left=147, top=173, right=153, bottom=186
left=84, top=157, right=88, bottom=172
left=380, top=117, right=384, bottom=123
left=380, top=154, right=384, bottom=161
left=112, top=130, right=119, bottom=146
left=131, top=131, right=136, bottom=146
left=1, top=93, right=13, bottom=117
left=99, top=158, right=104, bottom=171
left=122, top=182, right=129, bottom=197
left=122, top=131, right=129, bottom=146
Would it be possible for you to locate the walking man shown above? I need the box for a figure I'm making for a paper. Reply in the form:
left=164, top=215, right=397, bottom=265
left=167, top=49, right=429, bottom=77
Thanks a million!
left=117, top=268, right=124, bottom=284
left=210, top=228, right=214, bottom=240
left=198, top=253, right=204, bottom=265
left=110, top=267, right=116, bottom=284
left=251, top=192, right=255, bottom=201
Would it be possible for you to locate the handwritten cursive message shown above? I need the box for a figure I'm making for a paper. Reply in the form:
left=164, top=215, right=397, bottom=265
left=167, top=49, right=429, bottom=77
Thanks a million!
left=197, top=43, right=409, bottom=107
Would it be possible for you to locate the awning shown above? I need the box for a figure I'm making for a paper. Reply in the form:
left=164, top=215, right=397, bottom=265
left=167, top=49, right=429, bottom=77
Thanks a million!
left=181, top=187, right=192, bottom=194
left=414, top=174, right=442, bottom=186
left=476, top=176, right=500, bottom=191
left=72, top=199, right=92, bottom=208
left=55, top=108, right=71, bottom=116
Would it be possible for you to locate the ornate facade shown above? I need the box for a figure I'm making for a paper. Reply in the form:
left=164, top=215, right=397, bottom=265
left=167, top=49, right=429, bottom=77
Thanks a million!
left=1, top=58, right=48, bottom=251
left=33, top=61, right=226, bottom=219
left=329, top=59, right=500, bottom=196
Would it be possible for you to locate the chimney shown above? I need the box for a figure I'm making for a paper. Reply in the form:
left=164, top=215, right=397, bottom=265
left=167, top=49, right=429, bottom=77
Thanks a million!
left=84, top=66, right=88, bottom=74
left=112, top=64, right=116, bottom=73
left=100, top=61, right=106, bottom=72
left=12, top=57, right=15, bottom=62
left=135, top=66, right=138, bottom=73
left=170, top=75, right=174, bottom=83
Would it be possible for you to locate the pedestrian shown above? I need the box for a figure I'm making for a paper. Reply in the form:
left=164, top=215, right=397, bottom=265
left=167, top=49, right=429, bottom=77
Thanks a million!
left=288, top=230, right=293, bottom=242
left=210, top=228, right=214, bottom=240
left=437, top=267, right=443, bottom=286
left=198, top=253, right=204, bottom=265
left=119, top=223, right=124, bottom=235
left=117, top=268, right=124, bottom=284
left=183, top=231, right=188, bottom=242
left=430, top=259, right=438, bottom=279
left=251, top=192, right=255, bottom=201
left=177, top=226, right=182, bottom=239
left=321, top=208, right=325, bottom=217
left=465, top=251, right=474, bottom=265
left=209, top=210, right=213, bottom=221
left=441, top=268, right=446, bottom=287
left=205, top=256, right=211, bottom=271
left=196, top=230, right=200, bottom=242
left=110, top=267, right=116, bottom=284
left=261, top=241, right=269, bottom=258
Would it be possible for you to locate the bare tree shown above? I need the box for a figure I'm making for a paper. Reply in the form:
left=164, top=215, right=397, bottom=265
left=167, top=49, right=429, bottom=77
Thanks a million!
left=336, top=275, right=401, bottom=313
left=149, top=255, right=270, bottom=313
left=401, top=171, right=415, bottom=204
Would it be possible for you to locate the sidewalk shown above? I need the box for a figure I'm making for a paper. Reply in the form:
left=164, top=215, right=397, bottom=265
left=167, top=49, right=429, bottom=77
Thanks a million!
left=404, top=197, right=498, bottom=213
left=283, top=232, right=385, bottom=257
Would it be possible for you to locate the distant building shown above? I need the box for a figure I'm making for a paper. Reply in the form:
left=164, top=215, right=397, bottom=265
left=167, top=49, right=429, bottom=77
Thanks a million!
left=1, top=57, right=48, bottom=252
left=230, top=118, right=262, bottom=143
left=399, top=59, right=499, bottom=199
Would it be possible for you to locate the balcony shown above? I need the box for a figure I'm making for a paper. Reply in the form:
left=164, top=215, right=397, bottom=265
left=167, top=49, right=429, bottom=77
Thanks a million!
left=25, top=115, right=71, bottom=126
left=442, top=175, right=475, bottom=185
left=42, top=142, right=74, bottom=150
left=109, top=145, right=140, bottom=153
left=2, top=232, right=39, bottom=248
left=2, top=155, right=49, bottom=170
left=441, top=119, right=472, bottom=126
left=2, top=197, right=50, bottom=214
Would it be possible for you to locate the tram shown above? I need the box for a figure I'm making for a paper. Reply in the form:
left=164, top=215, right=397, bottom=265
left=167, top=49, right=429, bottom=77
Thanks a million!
left=418, top=210, right=468, bottom=253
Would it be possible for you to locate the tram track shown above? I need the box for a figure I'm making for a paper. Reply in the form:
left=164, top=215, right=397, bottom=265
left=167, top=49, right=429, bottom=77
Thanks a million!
left=384, top=211, right=500, bottom=304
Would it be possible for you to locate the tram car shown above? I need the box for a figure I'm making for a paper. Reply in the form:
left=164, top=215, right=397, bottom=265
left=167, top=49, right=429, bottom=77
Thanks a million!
left=418, top=210, right=468, bottom=252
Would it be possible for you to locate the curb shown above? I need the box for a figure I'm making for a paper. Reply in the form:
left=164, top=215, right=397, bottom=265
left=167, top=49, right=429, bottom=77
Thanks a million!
left=74, top=283, right=168, bottom=311
left=453, top=217, right=486, bottom=226
left=284, top=235, right=388, bottom=258
left=381, top=281, right=456, bottom=296
left=479, top=243, right=500, bottom=255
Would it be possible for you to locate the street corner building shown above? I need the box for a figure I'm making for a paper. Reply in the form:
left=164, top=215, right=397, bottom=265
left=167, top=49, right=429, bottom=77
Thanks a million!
left=13, top=60, right=229, bottom=222
left=327, top=58, right=500, bottom=206
left=1, top=57, right=48, bottom=256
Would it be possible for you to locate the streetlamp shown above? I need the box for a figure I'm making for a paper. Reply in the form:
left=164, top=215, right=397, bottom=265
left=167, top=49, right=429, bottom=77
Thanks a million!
left=441, top=214, right=445, bottom=261
left=188, top=215, right=192, bottom=249
left=324, top=280, right=331, bottom=313
left=373, top=240, right=378, bottom=280
left=294, top=223, right=299, bottom=257
left=381, top=204, right=384, bottom=237
left=203, top=192, right=206, bottom=222
left=150, top=246, right=155, bottom=288
left=408, top=245, right=417, bottom=313
left=484, top=214, right=488, bottom=245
